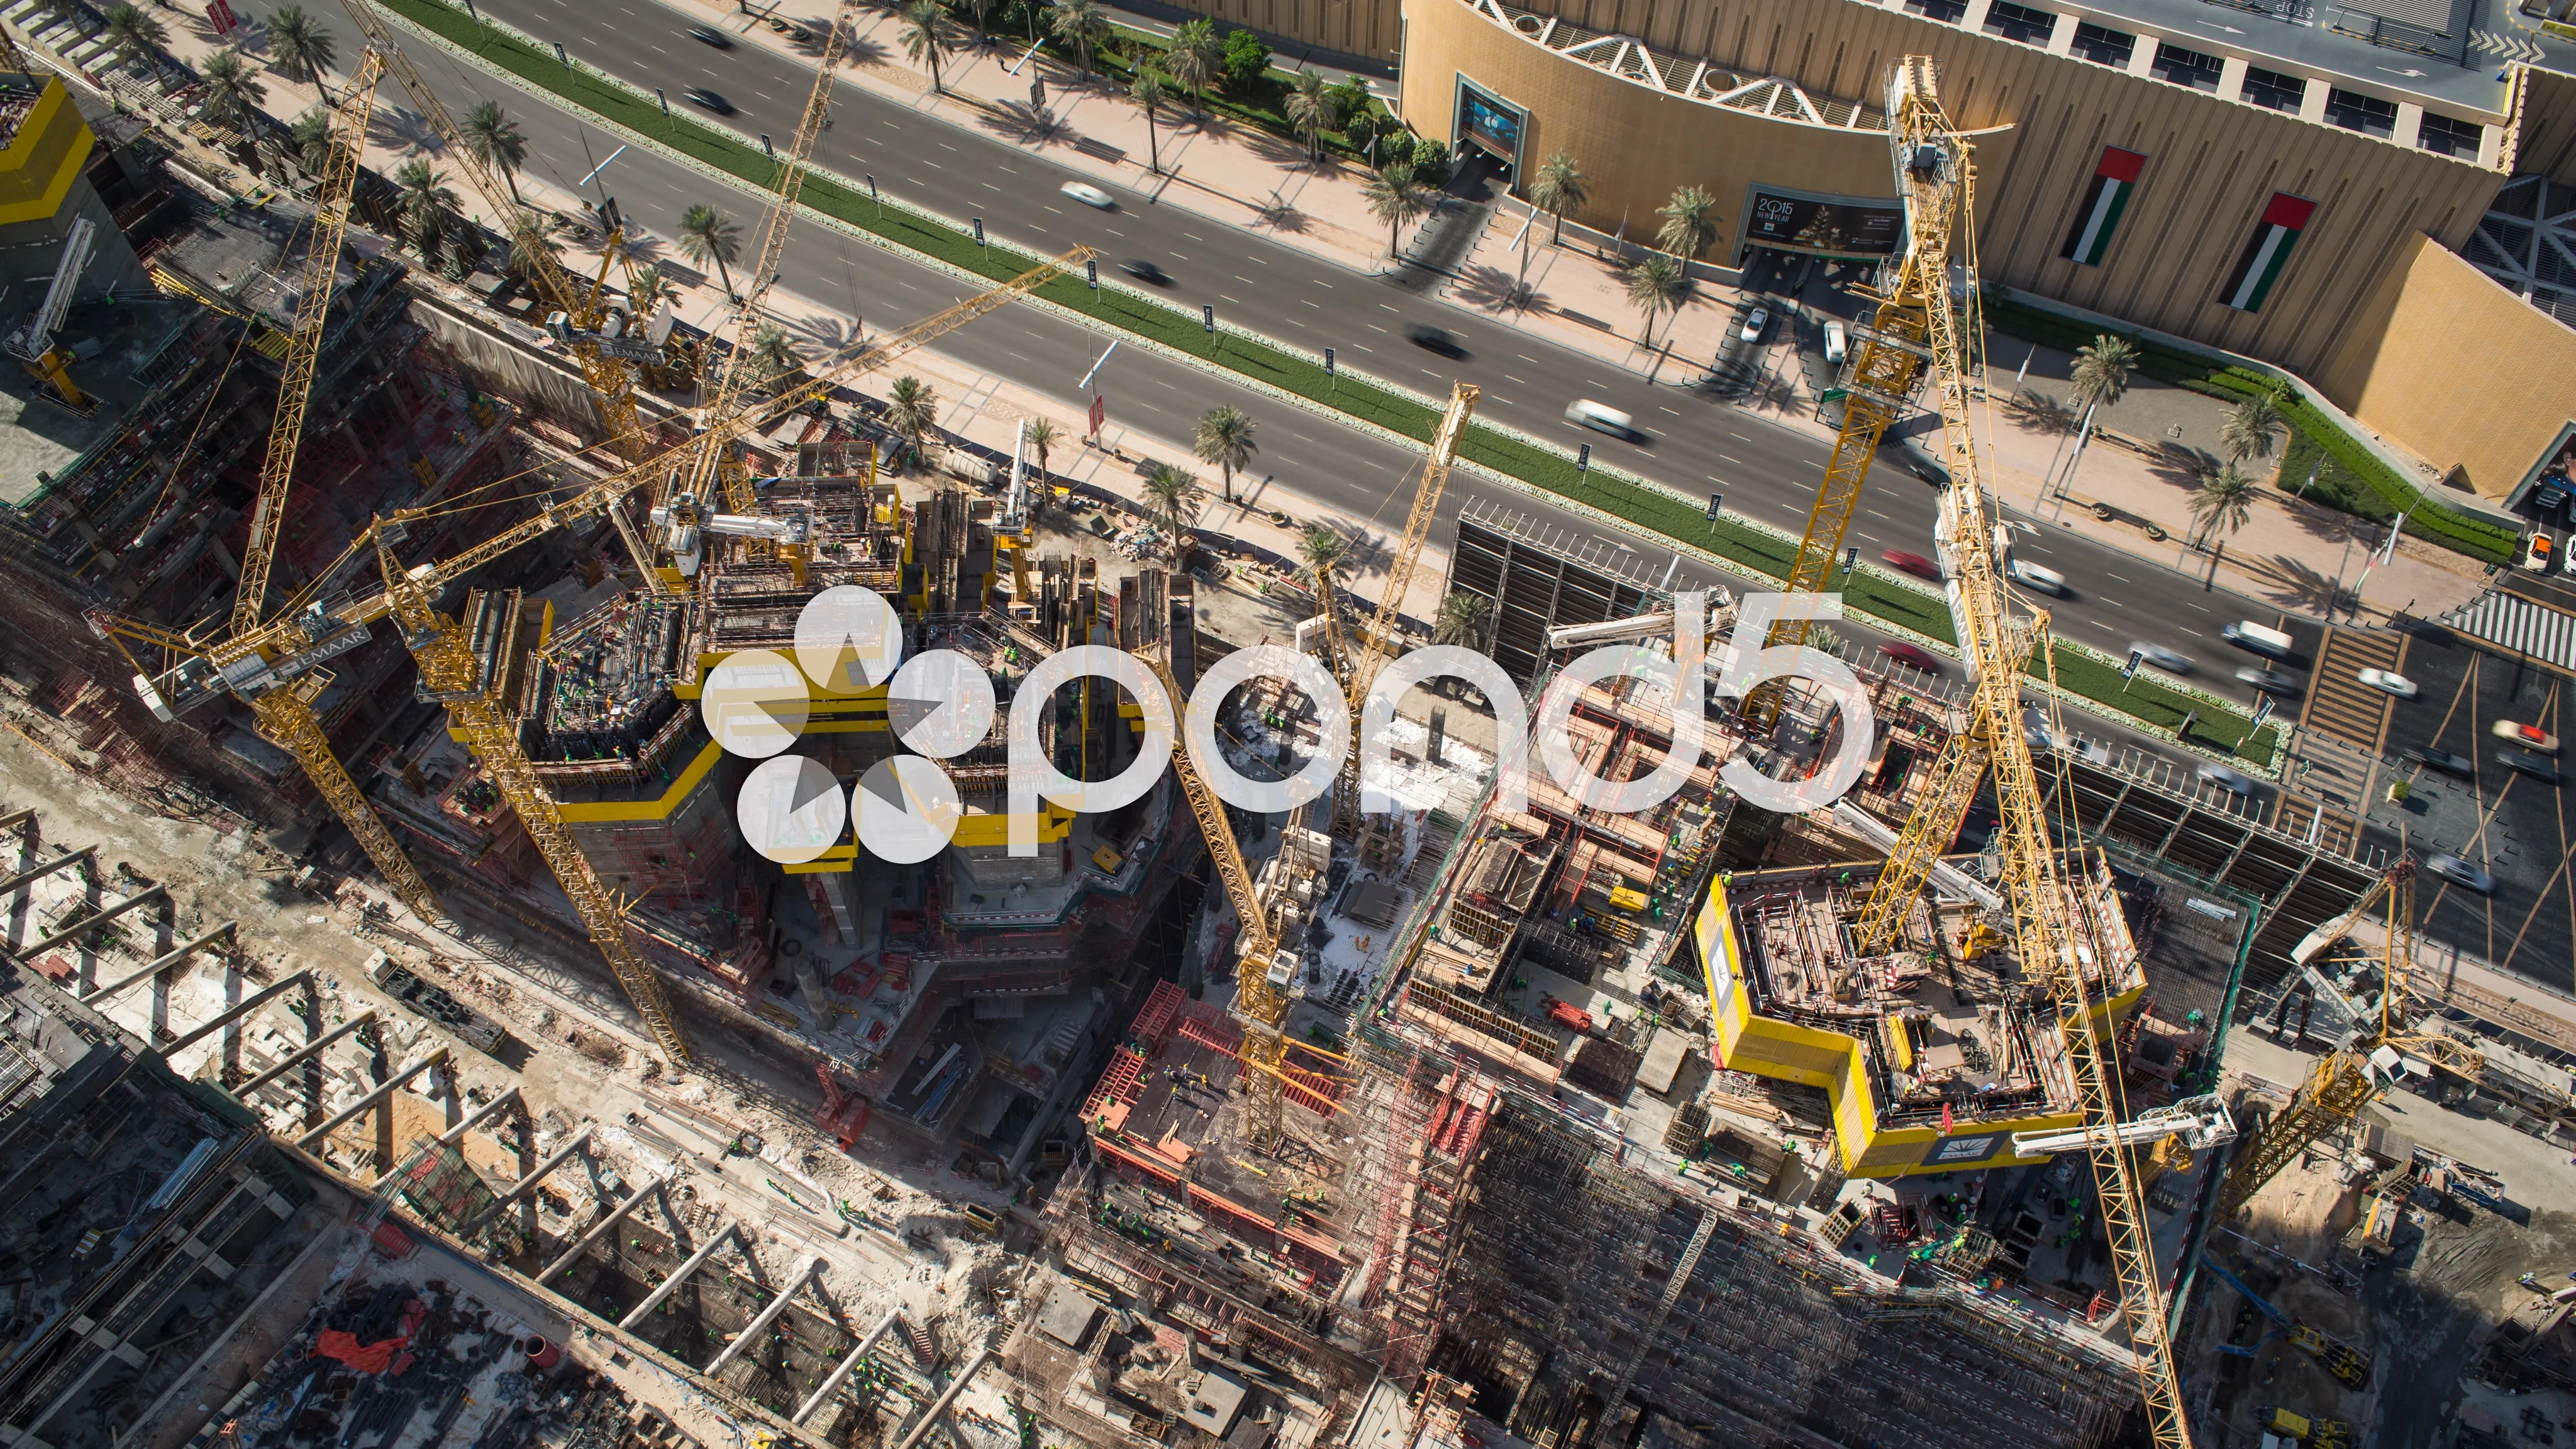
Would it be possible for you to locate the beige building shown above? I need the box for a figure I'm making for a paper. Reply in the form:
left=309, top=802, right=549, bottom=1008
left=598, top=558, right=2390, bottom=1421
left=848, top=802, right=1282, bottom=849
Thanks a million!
left=1248, top=0, right=2576, bottom=502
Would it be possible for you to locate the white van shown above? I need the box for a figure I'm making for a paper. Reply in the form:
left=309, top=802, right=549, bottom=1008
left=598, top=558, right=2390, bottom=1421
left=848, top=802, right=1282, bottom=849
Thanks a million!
left=1823, top=320, right=1848, bottom=364
left=2222, top=621, right=2295, bottom=658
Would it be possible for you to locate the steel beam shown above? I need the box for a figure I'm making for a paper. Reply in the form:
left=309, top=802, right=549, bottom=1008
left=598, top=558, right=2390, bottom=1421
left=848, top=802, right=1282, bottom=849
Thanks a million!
left=0, top=808, right=35, bottom=831
left=536, top=1172, right=671, bottom=1285
left=81, top=923, right=238, bottom=1001
left=794, top=1310, right=902, bottom=1424
left=462, top=1129, right=595, bottom=1231
left=24, top=886, right=167, bottom=955
left=890, top=1348, right=992, bottom=1449
left=160, top=970, right=315, bottom=1055
left=708, top=1256, right=826, bottom=1375
left=0, top=845, right=94, bottom=896
left=235, top=1010, right=378, bottom=1095
left=291, top=1050, right=448, bottom=1150
left=617, top=1221, right=741, bottom=1330
left=376, top=1086, right=525, bottom=1185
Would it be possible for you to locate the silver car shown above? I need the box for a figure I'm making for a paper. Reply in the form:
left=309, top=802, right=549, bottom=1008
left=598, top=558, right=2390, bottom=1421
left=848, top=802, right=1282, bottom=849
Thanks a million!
left=2130, top=643, right=2192, bottom=674
left=2424, top=853, right=2494, bottom=894
left=2197, top=762, right=2258, bottom=795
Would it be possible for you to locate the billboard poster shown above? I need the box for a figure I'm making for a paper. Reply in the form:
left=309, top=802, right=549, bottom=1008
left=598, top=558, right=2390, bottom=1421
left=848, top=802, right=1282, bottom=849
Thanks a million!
left=1740, top=186, right=1906, bottom=258
left=1456, top=79, right=1524, bottom=169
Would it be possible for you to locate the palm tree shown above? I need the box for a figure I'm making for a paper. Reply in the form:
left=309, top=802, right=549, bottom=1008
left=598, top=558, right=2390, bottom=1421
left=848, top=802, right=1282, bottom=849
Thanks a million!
left=2189, top=463, right=2257, bottom=548
left=1655, top=184, right=1720, bottom=259
left=392, top=157, right=460, bottom=263
left=1141, top=464, right=1199, bottom=562
left=2053, top=333, right=2138, bottom=500
left=264, top=4, right=338, bottom=102
left=1433, top=591, right=1491, bottom=651
left=1194, top=404, right=1257, bottom=504
left=1363, top=162, right=1435, bottom=267
left=628, top=265, right=675, bottom=314
left=196, top=47, right=266, bottom=130
left=1623, top=252, right=1690, bottom=346
left=1049, top=0, right=1108, bottom=79
left=899, top=0, right=961, bottom=93
left=34, top=0, right=89, bottom=38
left=957, top=0, right=993, bottom=45
left=1284, top=69, right=1337, bottom=164
left=460, top=101, right=530, bottom=205
left=2221, top=388, right=2287, bottom=468
left=1296, top=523, right=1346, bottom=582
left=1024, top=416, right=1057, bottom=483
left=677, top=204, right=744, bottom=299
left=504, top=209, right=564, bottom=285
left=884, top=374, right=941, bottom=465
left=1531, top=150, right=1587, bottom=245
left=1130, top=66, right=1170, bottom=174
left=750, top=326, right=804, bottom=389
left=1163, top=17, right=1216, bottom=111
left=284, top=104, right=333, bottom=177
left=101, top=4, right=167, bottom=70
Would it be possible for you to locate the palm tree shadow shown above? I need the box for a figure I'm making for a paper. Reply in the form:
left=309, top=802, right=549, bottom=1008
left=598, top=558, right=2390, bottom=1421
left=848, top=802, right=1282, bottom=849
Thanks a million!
left=231, top=16, right=271, bottom=56
left=977, top=101, right=1067, bottom=145
left=1237, top=128, right=1308, bottom=169
left=788, top=313, right=860, bottom=353
left=368, top=106, right=445, bottom=157
left=2145, top=441, right=2218, bottom=493
left=618, top=233, right=669, bottom=269
left=2001, top=387, right=2075, bottom=437
left=2253, top=553, right=2351, bottom=616
left=1452, top=264, right=1538, bottom=314
left=1250, top=198, right=1309, bottom=235
left=838, top=35, right=889, bottom=67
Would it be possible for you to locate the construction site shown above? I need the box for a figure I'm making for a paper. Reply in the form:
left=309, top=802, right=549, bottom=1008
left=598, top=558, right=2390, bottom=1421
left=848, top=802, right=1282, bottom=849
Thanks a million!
left=3, top=16, right=2575, bottom=1449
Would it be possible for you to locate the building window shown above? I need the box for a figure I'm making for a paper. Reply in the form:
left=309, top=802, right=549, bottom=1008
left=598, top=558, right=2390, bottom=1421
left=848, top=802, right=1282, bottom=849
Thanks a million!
left=1903, top=0, right=1968, bottom=23
left=2420, top=112, right=2484, bottom=157
left=2324, top=87, right=2399, bottom=137
left=2151, top=42, right=2223, bottom=92
left=1984, top=0, right=2055, bottom=43
left=2242, top=67, right=2307, bottom=113
left=2070, top=22, right=2135, bottom=67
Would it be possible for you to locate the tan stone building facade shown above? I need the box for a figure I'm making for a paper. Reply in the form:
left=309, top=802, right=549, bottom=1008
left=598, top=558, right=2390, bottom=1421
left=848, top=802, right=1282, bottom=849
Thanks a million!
left=1236, top=0, right=2576, bottom=502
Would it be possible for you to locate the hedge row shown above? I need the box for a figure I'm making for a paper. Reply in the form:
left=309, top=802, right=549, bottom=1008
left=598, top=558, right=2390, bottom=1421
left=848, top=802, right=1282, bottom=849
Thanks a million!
left=383, top=0, right=2278, bottom=756
left=1987, top=302, right=2515, bottom=565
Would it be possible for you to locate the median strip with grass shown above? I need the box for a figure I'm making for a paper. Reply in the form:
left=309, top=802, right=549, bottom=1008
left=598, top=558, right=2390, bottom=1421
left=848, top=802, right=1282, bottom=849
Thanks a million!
left=377, top=0, right=2277, bottom=763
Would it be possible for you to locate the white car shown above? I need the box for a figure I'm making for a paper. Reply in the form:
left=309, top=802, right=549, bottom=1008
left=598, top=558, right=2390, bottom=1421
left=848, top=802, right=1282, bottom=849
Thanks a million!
left=1740, top=308, right=1769, bottom=343
left=1565, top=399, right=1636, bottom=438
left=2008, top=558, right=2067, bottom=596
left=1060, top=181, right=1115, bottom=209
left=2197, top=762, right=2258, bottom=794
left=1823, top=319, right=1848, bottom=364
left=2357, top=668, right=2418, bottom=698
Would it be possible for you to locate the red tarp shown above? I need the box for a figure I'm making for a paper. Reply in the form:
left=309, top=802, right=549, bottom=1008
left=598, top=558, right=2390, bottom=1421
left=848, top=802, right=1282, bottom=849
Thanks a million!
left=314, top=1301, right=426, bottom=1375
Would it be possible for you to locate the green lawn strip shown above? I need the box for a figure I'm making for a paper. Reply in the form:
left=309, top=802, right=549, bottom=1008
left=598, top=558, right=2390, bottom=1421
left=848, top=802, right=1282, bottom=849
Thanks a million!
left=1985, top=298, right=2514, bottom=565
left=2036, top=640, right=2279, bottom=767
left=386, top=0, right=2267, bottom=750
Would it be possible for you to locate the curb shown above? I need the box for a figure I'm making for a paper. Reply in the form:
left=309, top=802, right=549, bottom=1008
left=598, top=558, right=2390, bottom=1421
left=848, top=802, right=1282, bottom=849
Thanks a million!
left=378, top=0, right=2273, bottom=765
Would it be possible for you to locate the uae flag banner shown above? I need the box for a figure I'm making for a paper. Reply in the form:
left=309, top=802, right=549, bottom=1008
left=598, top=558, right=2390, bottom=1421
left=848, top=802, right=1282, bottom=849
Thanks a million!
left=2060, top=147, right=2146, bottom=267
left=2221, top=192, right=2318, bottom=313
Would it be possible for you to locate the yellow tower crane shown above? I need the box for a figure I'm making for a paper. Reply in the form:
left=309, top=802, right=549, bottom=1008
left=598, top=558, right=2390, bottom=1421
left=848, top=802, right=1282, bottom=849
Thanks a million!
left=96, top=51, right=449, bottom=925
left=1858, top=58, right=2192, bottom=1447
left=671, top=0, right=857, bottom=522
left=1330, top=382, right=1477, bottom=836
left=128, top=253, right=1091, bottom=1067
left=338, top=0, right=668, bottom=580
left=2215, top=857, right=2479, bottom=1217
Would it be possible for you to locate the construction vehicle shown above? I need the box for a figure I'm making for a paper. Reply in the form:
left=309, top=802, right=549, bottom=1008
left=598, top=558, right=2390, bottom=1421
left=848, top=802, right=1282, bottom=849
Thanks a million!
left=4, top=213, right=97, bottom=409
left=1853, top=59, right=2192, bottom=1445
left=2215, top=857, right=2480, bottom=1218
left=1331, top=382, right=1478, bottom=835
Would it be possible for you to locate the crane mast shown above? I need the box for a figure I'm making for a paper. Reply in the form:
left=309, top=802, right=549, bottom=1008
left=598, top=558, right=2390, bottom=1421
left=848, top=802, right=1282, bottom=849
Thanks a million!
left=2215, top=858, right=2480, bottom=1216
left=680, top=0, right=856, bottom=517
left=1331, top=383, right=1477, bottom=835
left=1870, top=57, right=2193, bottom=1447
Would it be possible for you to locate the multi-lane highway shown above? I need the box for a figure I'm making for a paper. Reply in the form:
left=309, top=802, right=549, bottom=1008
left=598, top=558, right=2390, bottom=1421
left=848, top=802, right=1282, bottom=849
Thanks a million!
left=262, top=0, right=2292, bottom=710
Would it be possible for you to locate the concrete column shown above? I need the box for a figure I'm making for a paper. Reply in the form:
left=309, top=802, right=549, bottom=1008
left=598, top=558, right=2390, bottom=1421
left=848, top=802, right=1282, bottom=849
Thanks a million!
left=162, top=970, right=316, bottom=1053
left=807, top=873, right=860, bottom=942
left=379, top=1087, right=525, bottom=1185
left=890, top=1348, right=992, bottom=1449
left=2044, top=11, right=2077, bottom=55
left=618, top=1221, right=743, bottom=1329
left=707, top=1255, right=828, bottom=1375
left=236, top=1009, right=377, bottom=1094
left=81, top=922, right=236, bottom=1001
left=0, top=845, right=94, bottom=897
left=536, top=1172, right=673, bottom=1284
left=463, top=1128, right=596, bottom=1232
left=794, top=1310, right=902, bottom=1424
left=26, top=886, right=163, bottom=956
left=291, top=1050, right=450, bottom=1151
